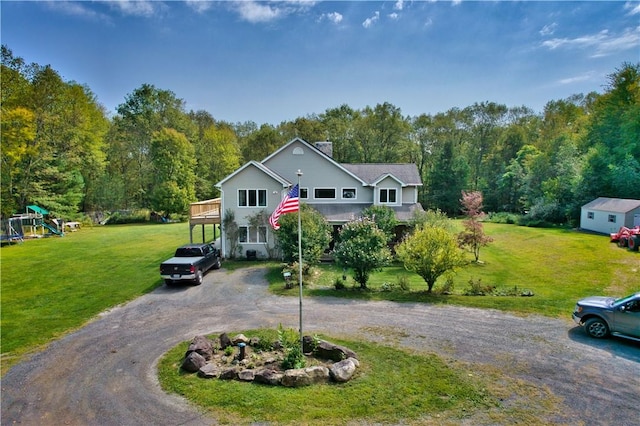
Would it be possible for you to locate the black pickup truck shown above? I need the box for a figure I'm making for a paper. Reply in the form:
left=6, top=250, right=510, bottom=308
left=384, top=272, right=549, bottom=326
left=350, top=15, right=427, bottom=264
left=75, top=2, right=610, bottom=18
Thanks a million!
left=160, top=243, right=221, bottom=286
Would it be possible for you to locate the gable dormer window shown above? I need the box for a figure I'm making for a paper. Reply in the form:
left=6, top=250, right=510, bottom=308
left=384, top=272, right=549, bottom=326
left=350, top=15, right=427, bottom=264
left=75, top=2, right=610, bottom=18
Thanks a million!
left=379, top=188, right=397, bottom=204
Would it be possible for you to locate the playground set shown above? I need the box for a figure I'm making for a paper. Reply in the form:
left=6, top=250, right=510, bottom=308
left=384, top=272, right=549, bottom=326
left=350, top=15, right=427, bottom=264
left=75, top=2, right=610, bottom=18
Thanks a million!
left=0, top=205, right=75, bottom=244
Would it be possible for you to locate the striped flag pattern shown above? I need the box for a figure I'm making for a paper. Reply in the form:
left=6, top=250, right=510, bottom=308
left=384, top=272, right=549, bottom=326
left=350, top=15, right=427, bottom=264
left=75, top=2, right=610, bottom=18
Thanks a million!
left=269, top=184, right=299, bottom=230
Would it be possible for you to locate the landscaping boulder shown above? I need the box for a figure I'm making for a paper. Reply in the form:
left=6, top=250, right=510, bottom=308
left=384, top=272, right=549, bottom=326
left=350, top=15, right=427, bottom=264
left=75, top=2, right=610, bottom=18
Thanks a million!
left=330, top=358, right=358, bottom=382
left=254, top=369, right=284, bottom=385
left=281, top=366, right=329, bottom=387
left=219, top=333, right=232, bottom=349
left=315, top=340, right=358, bottom=361
left=219, top=367, right=238, bottom=380
left=281, top=368, right=311, bottom=387
left=305, top=365, right=330, bottom=382
left=198, top=363, right=220, bottom=379
left=238, top=369, right=255, bottom=381
left=232, top=333, right=250, bottom=345
left=186, top=335, right=214, bottom=360
left=302, top=335, right=315, bottom=353
left=182, top=351, right=206, bottom=373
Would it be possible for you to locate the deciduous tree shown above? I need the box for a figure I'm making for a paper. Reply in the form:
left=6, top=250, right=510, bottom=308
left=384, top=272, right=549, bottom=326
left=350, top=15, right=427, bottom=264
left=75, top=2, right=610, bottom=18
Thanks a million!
left=457, top=191, right=493, bottom=263
left=362, top=205, right=397, bottom=243
left=149, top=128, right=196, bottom=215
left=276, top=204, right=331, bottom=265
left=334, top=218, right=392, bottom=289
left=396, top=226, right=465, bottom=293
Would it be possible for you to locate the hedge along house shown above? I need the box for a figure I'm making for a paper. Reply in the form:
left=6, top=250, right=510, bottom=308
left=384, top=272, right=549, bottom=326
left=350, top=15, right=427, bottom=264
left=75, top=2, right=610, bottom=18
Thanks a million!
left=580, top=197, right=640, bottom=235
left=216, top=138, right=424, bottom=259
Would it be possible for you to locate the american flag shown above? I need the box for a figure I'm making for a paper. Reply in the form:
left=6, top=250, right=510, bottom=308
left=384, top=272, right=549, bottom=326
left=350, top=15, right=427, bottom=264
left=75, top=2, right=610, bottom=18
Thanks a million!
left=269, top=184, right=299, bottom=230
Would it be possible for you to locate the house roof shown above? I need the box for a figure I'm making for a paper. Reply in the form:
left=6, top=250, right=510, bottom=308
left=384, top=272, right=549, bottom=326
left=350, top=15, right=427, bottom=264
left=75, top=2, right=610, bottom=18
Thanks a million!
left=341, top=164, right=422, bottom=186
left=308, top=202, right=423, bottom=223
left=262, top=138, right=369, bottom=186
left=215, top=161, right=290, bottom=188
left=582, top=197, right=640, bottom=213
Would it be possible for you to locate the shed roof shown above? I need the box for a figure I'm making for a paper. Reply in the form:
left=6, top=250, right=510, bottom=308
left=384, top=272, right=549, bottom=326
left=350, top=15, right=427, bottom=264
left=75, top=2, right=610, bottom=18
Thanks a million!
left=582, top=197, right=640, bottom=213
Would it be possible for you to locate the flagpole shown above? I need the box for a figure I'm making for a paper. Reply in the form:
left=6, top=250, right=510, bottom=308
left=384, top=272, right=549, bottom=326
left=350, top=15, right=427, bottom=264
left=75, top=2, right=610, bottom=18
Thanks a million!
left=296, top=169, right=303, bottom=351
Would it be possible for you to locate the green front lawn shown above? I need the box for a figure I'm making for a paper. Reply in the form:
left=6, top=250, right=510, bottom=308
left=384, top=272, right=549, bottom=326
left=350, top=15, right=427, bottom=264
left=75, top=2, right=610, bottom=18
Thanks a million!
left=0, top=222, right=195, bottom=371
left=268, top=224, right=639, bottom=318
left=158, top=330, right=561, bottom=425
left=2, top=222, right=638, bottom=375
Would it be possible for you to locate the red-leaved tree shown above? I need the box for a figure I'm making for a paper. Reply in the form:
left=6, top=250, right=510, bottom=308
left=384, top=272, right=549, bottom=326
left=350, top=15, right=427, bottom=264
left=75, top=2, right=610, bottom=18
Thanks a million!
left=458, top=191, right=493, bottom=262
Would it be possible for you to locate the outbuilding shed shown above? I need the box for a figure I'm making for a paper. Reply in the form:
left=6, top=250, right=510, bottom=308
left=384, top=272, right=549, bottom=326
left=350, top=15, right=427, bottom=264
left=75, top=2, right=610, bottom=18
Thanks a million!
left=580, top=197, right=640, bottom=235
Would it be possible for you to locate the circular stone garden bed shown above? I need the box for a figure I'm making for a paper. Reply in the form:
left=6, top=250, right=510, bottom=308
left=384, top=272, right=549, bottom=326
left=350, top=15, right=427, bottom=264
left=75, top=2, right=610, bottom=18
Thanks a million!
left=179, top=331, right=360, bottom=387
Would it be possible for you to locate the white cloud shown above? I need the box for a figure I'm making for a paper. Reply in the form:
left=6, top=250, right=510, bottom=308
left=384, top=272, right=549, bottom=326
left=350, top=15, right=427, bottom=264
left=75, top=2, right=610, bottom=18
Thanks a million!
left=363, top=11, right=380, bottom=28
left=319, top=11, right=343, bottom=24
left=45, top=1, right=107, bottom=21
left=424, top=17, right=433, bottom=28
left=451, top=0, right=462, bottom=6
left=557, top=71, right=596, bottom=85
left=186, top=0, right=214, bottom=14
left=231, top=0, right=316, bottom=24
left=539, top=23, right=557, bottom=36
left=389, top=12, right=399, bottom=21
left=234, top=1, right=282, bottom=23
left=542, top=26, right=640, bottom=58
left=624, top=1, right=640, bottom=15
left=394, top=0, right=404, bottom=11
left=107, top=0, right=159, bottom=18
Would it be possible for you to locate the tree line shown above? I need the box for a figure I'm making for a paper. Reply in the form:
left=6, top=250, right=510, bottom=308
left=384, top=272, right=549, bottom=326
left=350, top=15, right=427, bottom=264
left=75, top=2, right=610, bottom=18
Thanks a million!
left=2, top=45, right=639, bottom=225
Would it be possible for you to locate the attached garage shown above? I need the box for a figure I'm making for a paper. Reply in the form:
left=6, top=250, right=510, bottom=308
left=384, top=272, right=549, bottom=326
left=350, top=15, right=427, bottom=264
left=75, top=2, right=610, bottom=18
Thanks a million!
left=580, top=197, right=640, bottom=235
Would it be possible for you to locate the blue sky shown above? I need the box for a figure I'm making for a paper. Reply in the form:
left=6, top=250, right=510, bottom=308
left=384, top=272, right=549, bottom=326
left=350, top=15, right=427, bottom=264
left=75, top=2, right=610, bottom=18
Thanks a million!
left=2, top=1, right=639, bottom=125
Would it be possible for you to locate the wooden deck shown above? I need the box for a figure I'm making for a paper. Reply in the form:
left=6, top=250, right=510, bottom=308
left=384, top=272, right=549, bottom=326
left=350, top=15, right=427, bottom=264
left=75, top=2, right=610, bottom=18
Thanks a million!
left=189, top=198, right=221, bottom=225
left=189, top=198, right=221, bottom=244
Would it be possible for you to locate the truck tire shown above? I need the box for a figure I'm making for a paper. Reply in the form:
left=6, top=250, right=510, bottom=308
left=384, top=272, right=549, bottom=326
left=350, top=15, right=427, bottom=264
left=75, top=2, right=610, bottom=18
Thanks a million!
left=618, top=237, right=628, bottom=248
left=193, top=269, right=203, bottom=286
left=584, top=317, right=609, bottom=338
left=628, top=235, right=639, bottom=252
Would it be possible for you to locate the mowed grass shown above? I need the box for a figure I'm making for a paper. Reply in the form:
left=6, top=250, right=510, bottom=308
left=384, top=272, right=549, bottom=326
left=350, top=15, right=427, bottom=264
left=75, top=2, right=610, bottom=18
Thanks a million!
left=273, top=223, right=640, bottom=318
left=2, top=222, right=639, bottom=375
left=0, top=222, right=209, bottom=371
left=158, top=331, right=514, bottom=425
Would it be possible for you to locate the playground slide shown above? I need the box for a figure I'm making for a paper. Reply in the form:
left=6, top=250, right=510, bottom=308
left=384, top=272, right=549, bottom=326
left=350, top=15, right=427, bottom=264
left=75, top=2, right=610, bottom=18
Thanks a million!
left=42, top=222, right=64, bottom=236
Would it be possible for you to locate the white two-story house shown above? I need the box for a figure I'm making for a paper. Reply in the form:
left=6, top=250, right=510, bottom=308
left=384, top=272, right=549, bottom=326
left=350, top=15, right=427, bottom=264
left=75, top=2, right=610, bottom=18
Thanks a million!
left=216, top=137, right=423, bottom=259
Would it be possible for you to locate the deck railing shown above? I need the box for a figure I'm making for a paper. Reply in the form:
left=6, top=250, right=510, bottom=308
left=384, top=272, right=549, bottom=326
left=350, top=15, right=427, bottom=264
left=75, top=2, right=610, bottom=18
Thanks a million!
left=189, top=198, right=221, bottom=224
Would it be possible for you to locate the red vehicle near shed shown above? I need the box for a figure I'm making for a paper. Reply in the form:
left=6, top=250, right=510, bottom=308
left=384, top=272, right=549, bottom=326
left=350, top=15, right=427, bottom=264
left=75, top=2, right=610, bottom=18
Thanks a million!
left=610, top=226, right=640, bottom=251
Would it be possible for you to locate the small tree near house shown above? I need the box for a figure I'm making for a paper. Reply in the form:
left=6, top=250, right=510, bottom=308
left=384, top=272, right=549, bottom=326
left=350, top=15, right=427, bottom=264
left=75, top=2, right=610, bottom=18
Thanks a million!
left=222, top=209, right=239, bottom=259
left=247, top=210, right=278, bottom=259
left=334, top=218, right=392, bottom=289
left=395, top=226, right=466, bottom=293
left=457, top=191, right=493, bottom=263
left=276, top=204, right=331, bottom=265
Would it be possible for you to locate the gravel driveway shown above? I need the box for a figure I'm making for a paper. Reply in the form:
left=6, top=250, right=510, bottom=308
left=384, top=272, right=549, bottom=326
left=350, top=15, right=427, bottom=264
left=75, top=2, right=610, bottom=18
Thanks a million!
left=2, top=267, right=639, bottom=425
